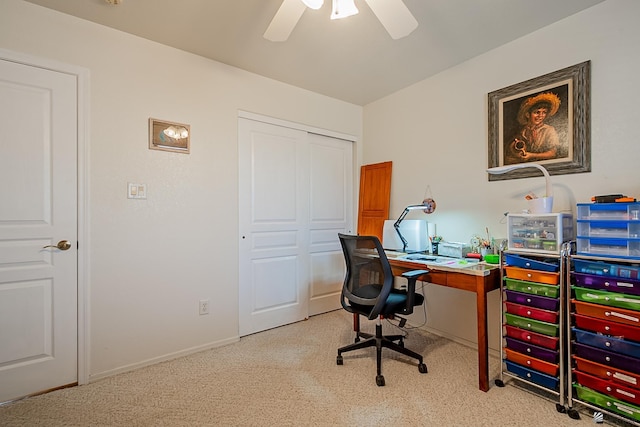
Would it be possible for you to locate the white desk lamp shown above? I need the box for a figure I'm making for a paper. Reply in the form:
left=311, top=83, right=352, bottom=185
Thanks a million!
left=487, top=163, right=553, bottom=213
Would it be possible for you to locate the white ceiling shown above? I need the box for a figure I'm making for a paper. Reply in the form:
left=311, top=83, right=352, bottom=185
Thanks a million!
left=23, top=0, right=604, bottom=105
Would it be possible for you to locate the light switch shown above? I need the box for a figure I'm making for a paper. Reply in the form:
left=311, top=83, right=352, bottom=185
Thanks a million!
left=128, top=183, right=147, bottom=199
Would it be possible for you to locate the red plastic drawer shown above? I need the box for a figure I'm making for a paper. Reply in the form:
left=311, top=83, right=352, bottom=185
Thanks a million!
left=574, top=369, right=640, bottom=406
left=505, top=302, right=558, bottom=323
left=573, top=356, right=640, bottom=390
left=505, top=266, right=560, bottom=285
left=575, top=313, right=640, bottom=342
left=505, top=325, right=559, bottom=350
left=573, top=300, right=640, bottom=327
left=505, top=348, right=559, bottom=376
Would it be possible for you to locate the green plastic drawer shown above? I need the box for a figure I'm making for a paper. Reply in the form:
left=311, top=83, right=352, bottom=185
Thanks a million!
left=573, top=286, right=640, bottom=311
left=574, top=383, right=640, bottom=422
left=504, top=277, right=559, bottom=298
left=504, top=313, right=559, bottom=337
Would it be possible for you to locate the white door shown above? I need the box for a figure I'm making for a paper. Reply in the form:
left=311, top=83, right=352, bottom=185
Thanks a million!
left=238, top=118, right=353, bottom=336
left=0, top=58, right=78, bottom=402
left=307, top=133, right=353, bottom=316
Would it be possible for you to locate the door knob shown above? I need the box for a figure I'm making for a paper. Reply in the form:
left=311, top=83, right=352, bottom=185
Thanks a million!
left=43, top=240, right=72, bottom=251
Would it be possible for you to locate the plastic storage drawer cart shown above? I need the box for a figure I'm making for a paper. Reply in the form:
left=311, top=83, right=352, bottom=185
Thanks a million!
left=496, top=250, right=568, bottom=414
left=576, top=202, right=640, bottom=259
left=507, top=213, right=574, bottom=254
left=569, top=250, right=640, bottom=425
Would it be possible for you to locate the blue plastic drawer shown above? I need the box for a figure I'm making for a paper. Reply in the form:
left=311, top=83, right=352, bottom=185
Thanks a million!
left=573, top=259, right=640, bottom=280
left=504, top=254, right=559, bottom=272
left=578, top=202, right=640, bottom=220
left=572, top=272, right=640, bottom=296
left=574, top=328, right=640, bottom=358
left=577, top=220, right=637, bottom=238
left=576, top=236, right=640, bottom=259
left=505, top=360, right=559, bottom=390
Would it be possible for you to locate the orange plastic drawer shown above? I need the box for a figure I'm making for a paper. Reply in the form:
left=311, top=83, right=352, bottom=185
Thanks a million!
left=573, top=356, right=640, bottom=390
left=505, top=302, right=559, bottom=323
left=504, top=266, right=560, bottom=285
left=504, top=348, right=559, bottom=376
left=574, top=369, right=640, bottom=406
left=573, top=300, right=640, bottom=327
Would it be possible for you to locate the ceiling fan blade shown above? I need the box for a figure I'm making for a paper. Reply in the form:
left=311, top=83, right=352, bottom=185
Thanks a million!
left=364, top=0, right=418, bottom=40
left=264, top=0, right=307, bottom=42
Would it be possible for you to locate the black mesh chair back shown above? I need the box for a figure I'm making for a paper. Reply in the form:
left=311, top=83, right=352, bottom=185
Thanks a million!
left=337, top=233, right=428, bottom=386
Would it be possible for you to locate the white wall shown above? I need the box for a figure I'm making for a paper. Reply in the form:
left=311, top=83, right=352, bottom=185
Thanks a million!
left=1, top=0, right=362, bottom=380
left=363, top=0, right=640, bottom=350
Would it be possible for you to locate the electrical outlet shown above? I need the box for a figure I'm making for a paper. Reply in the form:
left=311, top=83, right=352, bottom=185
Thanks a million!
left=199, top=299, right=210, bottom=315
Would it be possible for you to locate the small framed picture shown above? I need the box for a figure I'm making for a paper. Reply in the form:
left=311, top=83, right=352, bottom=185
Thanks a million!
left=149, top=118, right=190, bottom=154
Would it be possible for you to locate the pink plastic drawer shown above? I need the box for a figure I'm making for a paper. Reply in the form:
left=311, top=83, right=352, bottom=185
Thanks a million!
left=505, top=302, right=558, bottom=323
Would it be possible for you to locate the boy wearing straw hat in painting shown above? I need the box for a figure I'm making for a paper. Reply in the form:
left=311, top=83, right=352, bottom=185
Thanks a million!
left=505, top=92, right=562, bottom=165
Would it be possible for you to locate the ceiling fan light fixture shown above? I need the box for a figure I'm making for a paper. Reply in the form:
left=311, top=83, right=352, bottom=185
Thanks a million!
left=331, top=0, right=358, bottom=20
left=301, top=0, right=324, bottom=10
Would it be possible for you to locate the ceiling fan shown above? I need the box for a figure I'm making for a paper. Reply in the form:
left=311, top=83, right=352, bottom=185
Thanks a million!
left=264, top=0, right=418, bottom=42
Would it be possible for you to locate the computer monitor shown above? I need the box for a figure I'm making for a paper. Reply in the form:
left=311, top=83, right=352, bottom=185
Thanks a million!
left=381, top=219, right=428, bottom=252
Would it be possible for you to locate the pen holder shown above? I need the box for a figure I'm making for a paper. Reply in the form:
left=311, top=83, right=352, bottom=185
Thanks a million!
left=527, top=196, right=553, bottom=214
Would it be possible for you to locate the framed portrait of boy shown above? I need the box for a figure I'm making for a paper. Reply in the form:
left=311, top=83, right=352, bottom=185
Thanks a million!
left=487, top=61, right=591, bottom=181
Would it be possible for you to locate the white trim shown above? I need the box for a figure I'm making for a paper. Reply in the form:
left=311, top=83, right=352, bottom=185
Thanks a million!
left=0, top=48, right=90, bottom=386
left=238, top=110, right=358, bottom=143
left=88, top=337, right=239, bottom=382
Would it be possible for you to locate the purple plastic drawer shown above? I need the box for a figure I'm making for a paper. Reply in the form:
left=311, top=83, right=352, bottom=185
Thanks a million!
left=505, top=337, right=559, bottom=363
left=574, top=328, right=640, bottom=358
left=505, top=290, right=559, bottom=311
left=574, top=342, right=640, bottom=374
left=572, top=272, right=640, bottom=296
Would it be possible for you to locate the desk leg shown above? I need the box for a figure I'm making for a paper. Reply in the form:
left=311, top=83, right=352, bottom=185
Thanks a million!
left=476, top=276, right=490, bottom=392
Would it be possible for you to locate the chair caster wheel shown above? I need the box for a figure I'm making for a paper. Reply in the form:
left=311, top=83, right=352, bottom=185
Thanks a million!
left=556, top=403, right=566, bottom=413
left=336, top=355, right=343, bottom=365
left=418, top=363, right=428, bottom=374
left=495, top=379, right=505, bottom=387
left=376, top=375, right=385, bottom=386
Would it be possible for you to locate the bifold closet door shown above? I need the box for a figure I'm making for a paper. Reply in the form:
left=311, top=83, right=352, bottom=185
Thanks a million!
left=238, top=118, right=353, bottom=336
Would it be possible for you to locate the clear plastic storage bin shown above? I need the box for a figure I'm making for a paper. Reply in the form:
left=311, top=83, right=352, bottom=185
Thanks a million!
left=507, top=213, right=574, bottom=254
left=576, top=203, right=640, bottom=260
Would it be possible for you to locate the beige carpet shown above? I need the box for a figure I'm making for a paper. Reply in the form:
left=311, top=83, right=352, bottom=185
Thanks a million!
left=0, top=310, right=623, bottom=426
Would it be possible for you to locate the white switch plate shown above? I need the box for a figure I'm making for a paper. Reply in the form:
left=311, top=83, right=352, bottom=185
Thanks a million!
left=127, top=183, right=147, bottom=199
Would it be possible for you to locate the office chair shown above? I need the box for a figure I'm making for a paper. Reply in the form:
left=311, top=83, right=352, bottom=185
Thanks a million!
left=336, top=233, right=429, bottom=386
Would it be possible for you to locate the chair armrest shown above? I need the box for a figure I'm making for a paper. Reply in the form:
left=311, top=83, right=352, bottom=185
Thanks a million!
left=401, top=269, right=429, bottom=279
left=400, top=269, right=429, bottom=314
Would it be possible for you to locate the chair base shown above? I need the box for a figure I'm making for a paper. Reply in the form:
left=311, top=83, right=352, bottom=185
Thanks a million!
left=337, top=322, right=427, bottom=386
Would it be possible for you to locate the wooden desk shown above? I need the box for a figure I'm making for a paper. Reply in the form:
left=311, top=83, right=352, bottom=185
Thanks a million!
left=387, top=256, right=500, bottom=392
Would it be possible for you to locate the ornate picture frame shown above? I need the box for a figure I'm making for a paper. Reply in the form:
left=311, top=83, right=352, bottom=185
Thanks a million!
left=149, top=118, right=190, bottom=154
left=488, top=61, right=591, bottom=181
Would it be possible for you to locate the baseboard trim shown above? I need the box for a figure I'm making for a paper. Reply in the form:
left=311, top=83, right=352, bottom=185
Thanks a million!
left=418, top=325, right=501, bottom=360
left=88, top=336, right=240, bottom=382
